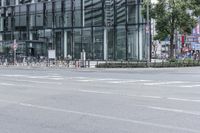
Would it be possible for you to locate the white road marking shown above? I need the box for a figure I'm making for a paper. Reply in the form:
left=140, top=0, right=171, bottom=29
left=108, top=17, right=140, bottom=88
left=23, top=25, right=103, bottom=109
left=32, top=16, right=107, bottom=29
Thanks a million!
left=148, top=106, right=200, bottom=116
left=17, top=103, right=200, bottom=133
left=77, top=89, right=200, bottom=103
left=144, top=81, right=184, bottom=86
left=0, top=74, right=63, bottom=80
left=77, top=79, right=95, bottom=82
left=0, top=82, right=34, bottom=88
left=167, top=97, right=200, bottom=103
left=0, top=83, right=14, bottom=86
left=179, top=85, right=200, bottom=88
left=10, top=79, right=62, bottom=85
left=108, top=80, right=151, bottom=84
left=0, top=99, right=199, bottom=132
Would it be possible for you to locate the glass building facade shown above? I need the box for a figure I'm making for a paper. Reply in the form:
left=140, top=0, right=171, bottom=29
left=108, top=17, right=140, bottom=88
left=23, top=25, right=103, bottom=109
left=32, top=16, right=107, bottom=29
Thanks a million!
left=0, top=0, right=147, bottom=61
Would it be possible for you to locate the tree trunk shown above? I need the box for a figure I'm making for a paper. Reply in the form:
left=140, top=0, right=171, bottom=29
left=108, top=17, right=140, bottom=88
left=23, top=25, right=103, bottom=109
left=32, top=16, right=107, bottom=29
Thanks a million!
left=169, top=33, right=174, bottom=59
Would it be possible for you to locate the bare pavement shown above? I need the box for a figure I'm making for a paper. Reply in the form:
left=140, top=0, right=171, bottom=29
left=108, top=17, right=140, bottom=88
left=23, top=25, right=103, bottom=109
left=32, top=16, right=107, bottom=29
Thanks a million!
left=0, top=67, right=200, bottom=133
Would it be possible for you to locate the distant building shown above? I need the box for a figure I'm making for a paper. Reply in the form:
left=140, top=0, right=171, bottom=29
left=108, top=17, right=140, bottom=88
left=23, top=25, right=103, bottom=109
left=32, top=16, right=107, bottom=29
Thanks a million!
left=0, top=0, right=148, bottom=61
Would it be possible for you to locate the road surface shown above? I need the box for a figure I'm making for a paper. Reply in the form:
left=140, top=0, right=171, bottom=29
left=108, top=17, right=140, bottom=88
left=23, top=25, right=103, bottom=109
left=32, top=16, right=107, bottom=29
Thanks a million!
left=0, top=67, right=200, bottom=133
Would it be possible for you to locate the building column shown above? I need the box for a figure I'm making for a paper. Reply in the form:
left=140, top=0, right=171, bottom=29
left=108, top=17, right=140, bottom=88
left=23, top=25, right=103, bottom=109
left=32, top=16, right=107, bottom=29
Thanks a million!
left=139, top=28, right=143, bottom=60
left=64, top=31, right=67, bottom=58
left=15, top=0, right=19, bottom=5
left=29, top=32, right=33, bottom=48
left=104, top=27, right=108, bottom=60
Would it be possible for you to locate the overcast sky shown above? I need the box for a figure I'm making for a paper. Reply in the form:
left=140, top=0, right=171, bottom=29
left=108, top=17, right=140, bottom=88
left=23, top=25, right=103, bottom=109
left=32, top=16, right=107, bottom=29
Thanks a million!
left=151, top=0, right=158, bottom=3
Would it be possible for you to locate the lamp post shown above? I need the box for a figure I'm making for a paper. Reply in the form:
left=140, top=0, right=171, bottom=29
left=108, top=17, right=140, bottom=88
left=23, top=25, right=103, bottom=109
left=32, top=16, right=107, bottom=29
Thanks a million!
left=146, top=0, right=150, bottom=66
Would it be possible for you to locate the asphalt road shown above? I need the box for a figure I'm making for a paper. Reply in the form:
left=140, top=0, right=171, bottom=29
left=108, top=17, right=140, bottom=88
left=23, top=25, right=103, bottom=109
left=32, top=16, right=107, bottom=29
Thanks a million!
left=0, top=67, right=200, bottom=133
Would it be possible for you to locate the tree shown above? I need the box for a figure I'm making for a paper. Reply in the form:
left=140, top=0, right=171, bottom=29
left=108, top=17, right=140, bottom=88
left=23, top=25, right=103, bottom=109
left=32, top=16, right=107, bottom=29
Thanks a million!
left=143, top=0, right=200, bottom=59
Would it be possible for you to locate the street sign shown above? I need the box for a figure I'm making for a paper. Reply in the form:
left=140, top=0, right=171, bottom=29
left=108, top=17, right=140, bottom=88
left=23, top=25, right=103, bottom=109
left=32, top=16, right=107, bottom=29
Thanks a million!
left=48, top=50, right=56, bottom=59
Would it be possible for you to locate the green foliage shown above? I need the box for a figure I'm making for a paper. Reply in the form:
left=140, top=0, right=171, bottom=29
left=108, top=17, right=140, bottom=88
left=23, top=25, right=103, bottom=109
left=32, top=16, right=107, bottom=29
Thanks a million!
left=142, top=0, right=200, bottom=58
left=96, top=60, right=200, bottom=68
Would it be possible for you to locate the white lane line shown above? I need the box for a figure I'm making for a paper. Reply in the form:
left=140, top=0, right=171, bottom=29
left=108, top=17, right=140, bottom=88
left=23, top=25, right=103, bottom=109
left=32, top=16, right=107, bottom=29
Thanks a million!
left=148, top=106, right=200, bottom=116
left=144, top=81, right=184, bottom=86
left=179, top=85, right=200, bottom=88
left=0, top=83, right=14, bottom=86
left=0, top=99, right=199, bottom=132
left=76, top=79, right=95, bottom=82
left=167, top=97, right=200, bottom=102
left=11, top=79, right=62, bottom=85
left=0, top=74, right=63, bottom=80
left=77, top=89, right=200, bottom=103
left=17, top=103, right=199, bottom=133
left=0, top=82, right=34, bottom=88
left=108, top=80, right=151, bottom=84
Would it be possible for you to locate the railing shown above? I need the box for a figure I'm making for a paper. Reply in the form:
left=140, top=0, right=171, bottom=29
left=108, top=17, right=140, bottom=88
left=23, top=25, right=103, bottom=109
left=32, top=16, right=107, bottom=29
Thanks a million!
left=0, top=57, right=95, bottom=68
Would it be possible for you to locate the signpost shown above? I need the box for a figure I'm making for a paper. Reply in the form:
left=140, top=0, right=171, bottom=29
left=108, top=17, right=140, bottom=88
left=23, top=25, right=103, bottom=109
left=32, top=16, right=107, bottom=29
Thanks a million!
left=48, top=50, right=56, bottom=59
left=13, top=39, right=18, bottom=65
left=48, top=50, right=56, bottom=66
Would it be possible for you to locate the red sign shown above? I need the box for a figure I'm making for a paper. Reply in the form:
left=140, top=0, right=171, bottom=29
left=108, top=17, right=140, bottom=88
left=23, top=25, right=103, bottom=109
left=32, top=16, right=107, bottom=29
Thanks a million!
left=181, top=35, right=185, bottom=47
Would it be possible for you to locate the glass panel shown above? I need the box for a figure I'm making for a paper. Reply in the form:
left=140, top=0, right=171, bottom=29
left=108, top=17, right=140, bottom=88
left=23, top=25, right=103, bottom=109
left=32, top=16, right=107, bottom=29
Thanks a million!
left=82, top=28, right=92, bottom=59
left=55, top=32, right=62, bottom=59
left=29, top=14, right=35, bottom=28
left=93, top=8, right=102, bottom=26
left=127, top=5, right=137, bottom=24
left=105, top=0, right=114, bottom=26
left=93, top=27, right=103, bottom=59
left=115, top=0, right=126, bottom=25
left=36, top=3, right=43, bottom=27
left=20, top=14, right=26, bottom=26
left=116, top=26, right=126, bottom=60
left=65, top=30, right=72, bottom=56
left=74, top=29, right=82, bottom=59
left=74, top=0, right=81, bottom=9
left=84, top=9, right=92, bottom=27
left=64, top=0, right=71, bottom=10
left=127, top=0, right=137, bottom=5
left=107, top=28, right=114, bottom=60
left=64, top=11, right=72, bottom=27
left=55, top=12, right=62, bottom=28
left=127, top=26, right=138, bottom=60
left=74, top=10, right=82, bottom=27
left=36, top=13, right=43, bottom=27
left=45, top=2, right=52, bottom=28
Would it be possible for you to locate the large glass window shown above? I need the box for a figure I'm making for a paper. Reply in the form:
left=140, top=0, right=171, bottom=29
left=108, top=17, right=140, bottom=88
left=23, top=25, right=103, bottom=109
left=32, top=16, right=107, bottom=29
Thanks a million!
left=115, top=0, right=126, bottom=25
left=127, top=5, right=137, bottom=24
left=14, top=6, right=20, bottom=28
left=127, top=26, right=138, bottom=60
left=29, top=4, right=36, bottom=29
left=93, top=27, right=103, bottom=59
left=74, top=10, right=82, bottom=27
left=74, top=29, right=82, bottom=59
left=82, top=28, right=92, bottom=59
left=19, top=5, right=27, bottom=27
left=45, top=2, right=52, bottom=28
left=54, top=1, right=62, bottom=28
left=116, top=26, right=126, bottom=60
left=64, top=1, right=72, bottom=27
left=107, top=28, right=114, bottom=60
left=36, top=3, right=43, bottom=27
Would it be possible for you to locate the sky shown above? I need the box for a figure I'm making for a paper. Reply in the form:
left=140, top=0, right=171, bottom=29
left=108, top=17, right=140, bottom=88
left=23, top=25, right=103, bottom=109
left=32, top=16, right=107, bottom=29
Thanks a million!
left=151, top=0, right=158, bottom=3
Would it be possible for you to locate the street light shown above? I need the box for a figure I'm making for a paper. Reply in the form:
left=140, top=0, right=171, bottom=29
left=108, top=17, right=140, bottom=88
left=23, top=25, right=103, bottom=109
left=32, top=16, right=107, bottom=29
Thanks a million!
left=146, top=0, right=151, bottom=66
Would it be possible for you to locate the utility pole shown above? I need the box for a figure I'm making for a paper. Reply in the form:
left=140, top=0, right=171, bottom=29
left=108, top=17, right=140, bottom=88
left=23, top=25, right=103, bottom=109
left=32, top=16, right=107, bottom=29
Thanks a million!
left=147, top=0, right=150, bottom=66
